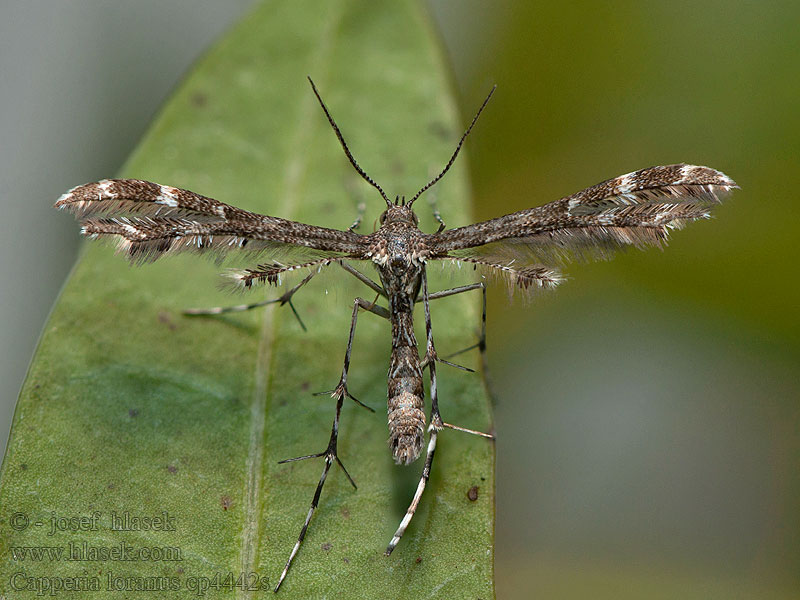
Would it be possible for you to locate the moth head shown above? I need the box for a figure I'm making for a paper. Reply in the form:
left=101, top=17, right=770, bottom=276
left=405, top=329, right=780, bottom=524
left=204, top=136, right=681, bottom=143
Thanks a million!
left=379, top=204, right=418, bottom=227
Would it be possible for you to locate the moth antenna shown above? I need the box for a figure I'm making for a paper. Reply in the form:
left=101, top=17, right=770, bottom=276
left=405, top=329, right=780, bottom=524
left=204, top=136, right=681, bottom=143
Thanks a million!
left=408, top=85, right=496, bottom=206
left=308, top=76, right=392, bottom=208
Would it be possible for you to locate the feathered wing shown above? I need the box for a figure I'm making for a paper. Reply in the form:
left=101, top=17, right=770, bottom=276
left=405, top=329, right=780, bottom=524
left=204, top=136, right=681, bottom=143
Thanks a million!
left=426, top=164, right=737, bottom=294
left=55, top=179, right=369, bottom=287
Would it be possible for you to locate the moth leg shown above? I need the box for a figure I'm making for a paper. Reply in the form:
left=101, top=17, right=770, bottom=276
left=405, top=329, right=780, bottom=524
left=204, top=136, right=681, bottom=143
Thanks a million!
left=338, top=261, right=387, bottom=298
left=424, top=282, right=486, bottom=357
left=275, top=296, right=387, bottom=590
left=421, top=165, right=446, bottom=233
left=314, top=297, right=388, bottom=411
left=385, top=271, right=493, bottom=555
left=384, top=269, right=494, bottom=556
left=385, top=422, right=438, bottom=556
left=274, top=393, right=353, bottom=592
left=428, top=196, right=446, bottom=233
left=386, top=267, right=440, bottom=555
left=419, top=272, right=493, bottom=439
left=418, top=282, right=497, bottom=403
left=183, top=269, right=317, bottom=331
left=346, top=200, right=367, bottom=231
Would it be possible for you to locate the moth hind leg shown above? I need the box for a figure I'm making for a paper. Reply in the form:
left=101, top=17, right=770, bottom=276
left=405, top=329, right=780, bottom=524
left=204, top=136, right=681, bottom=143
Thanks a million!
left=274, top=392, right=355, bottom=592
left=387, top=271, right=493, bottom=557
left=385, top=423, right=438, bottom=556
left=276, top=295, right=389, bottom=589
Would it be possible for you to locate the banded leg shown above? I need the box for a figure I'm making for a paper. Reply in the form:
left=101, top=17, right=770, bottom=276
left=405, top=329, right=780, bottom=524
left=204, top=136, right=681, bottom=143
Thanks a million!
left=183, top=269, right=318, bottom=331
left=424, top=174, right=446, bottom=233
left=385, top=422, right=438, bottom=555
left=385, top=270, right=496, bottom=553
left=346, top=200, right=367, bottom=231
left=275, top=296, right=388, bottom=590
left=274, top=394, right=353, bottom=592
left=385, top=267, right=440, bottom=555
left=314, top=297, right=389, bottom=411
left=427, top=281, right=495, bottom=437
left=385, top=274, right=494, bottom=554
left=425, top=282, right=486, bottom=358
left=419, top=281, right=496, bottom=403
left=428, top=197, right=446, bottom=233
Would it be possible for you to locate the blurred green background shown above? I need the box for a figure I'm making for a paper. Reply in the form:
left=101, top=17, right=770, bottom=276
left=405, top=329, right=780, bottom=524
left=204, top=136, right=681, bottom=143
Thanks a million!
left=433, top=2, right=800, bottom=598
left=2, top=1, right=798, bottom=598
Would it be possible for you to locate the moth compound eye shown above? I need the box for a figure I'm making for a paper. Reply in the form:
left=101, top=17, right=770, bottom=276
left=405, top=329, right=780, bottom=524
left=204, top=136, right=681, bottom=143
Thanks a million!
left=379, top=211, right=387, bottom=224
left=411, top=212, right=419, bottom=226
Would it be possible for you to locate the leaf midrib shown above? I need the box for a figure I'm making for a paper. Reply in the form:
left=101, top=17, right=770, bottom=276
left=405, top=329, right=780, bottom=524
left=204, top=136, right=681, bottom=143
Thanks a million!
left=237, top=1, right=343, bottom=591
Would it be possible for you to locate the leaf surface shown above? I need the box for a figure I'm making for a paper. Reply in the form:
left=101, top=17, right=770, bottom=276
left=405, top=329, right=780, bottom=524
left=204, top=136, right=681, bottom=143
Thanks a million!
left=0, top=1, right=494, bottom=598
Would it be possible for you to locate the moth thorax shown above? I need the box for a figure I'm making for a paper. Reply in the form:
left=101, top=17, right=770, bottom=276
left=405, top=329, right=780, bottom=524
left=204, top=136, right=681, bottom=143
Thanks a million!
left=387, top=391, right=426, bottom=465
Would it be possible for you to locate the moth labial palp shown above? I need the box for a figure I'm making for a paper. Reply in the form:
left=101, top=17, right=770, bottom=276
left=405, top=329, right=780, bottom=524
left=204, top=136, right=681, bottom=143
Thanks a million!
left=54, top=76, right=737, bottom=591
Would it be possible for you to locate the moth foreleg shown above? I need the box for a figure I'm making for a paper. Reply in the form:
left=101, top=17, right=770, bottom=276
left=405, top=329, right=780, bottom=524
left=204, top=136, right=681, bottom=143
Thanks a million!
left=346, top=200, right=367, bottom=232
left=425, top=190, right=446, bottom=233
left=338, top=261, right=386, bottom=298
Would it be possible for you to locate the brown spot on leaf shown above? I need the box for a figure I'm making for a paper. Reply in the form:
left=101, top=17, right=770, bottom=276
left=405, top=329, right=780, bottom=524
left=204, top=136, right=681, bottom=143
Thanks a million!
left=467, top=485, right=479, bottom=501
left=167, top=465, right=178, bottom=474
left=158, top=311, right=177, bottom=331
left=128, top=408, right=139, bottom=418
left=415, top=556, right=423, bottom=564
left=220, top=495, right=233, bottom=511
left=321, top=542, right=332, bottom=552
left=190, top=92, right=207, bottom=108
left=427, top=121, right=450, bottom=140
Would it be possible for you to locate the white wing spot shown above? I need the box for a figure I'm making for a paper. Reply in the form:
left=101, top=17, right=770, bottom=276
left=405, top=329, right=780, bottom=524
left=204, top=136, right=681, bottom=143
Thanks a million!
left=677, top=164, right=694, bottom=184
left=121, top=223, right=139, bottom=237
left=615, top=174, right=634, bottom=194
left=158, top=185, right=180, bottom=207
left=98, top=180, right=115, bottom=196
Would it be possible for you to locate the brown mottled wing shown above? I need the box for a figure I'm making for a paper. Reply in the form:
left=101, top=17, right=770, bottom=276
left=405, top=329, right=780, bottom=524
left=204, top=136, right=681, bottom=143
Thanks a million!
left=55, top=179, right=369, bottom=286
left=426, top=164, right=737, bottom=293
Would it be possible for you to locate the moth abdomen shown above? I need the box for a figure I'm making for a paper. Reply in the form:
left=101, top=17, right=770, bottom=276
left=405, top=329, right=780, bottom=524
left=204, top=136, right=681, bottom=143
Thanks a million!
left=387, top=307, right=425, bottom=465
left=387, top=392, right=425, bottom=465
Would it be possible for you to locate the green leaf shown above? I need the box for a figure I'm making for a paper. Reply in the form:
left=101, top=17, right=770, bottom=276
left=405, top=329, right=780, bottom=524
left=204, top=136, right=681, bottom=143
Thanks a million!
left=0, top=1, right=494, bottom=598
